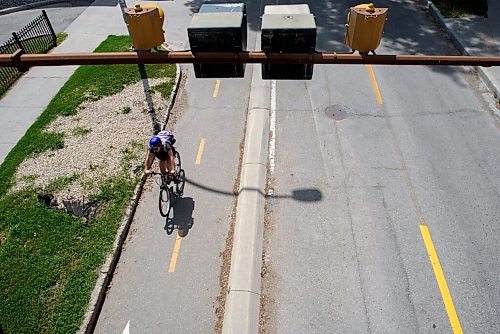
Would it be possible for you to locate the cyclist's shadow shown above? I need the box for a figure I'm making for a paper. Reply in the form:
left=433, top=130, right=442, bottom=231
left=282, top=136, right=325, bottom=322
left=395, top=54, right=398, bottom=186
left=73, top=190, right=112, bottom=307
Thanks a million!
left=164, top=197, right=195, bottom=236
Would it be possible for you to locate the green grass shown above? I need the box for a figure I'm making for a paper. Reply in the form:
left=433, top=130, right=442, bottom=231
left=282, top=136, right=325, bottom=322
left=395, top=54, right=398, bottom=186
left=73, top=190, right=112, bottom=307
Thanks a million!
left=71, top=126, right=91, bottom=136
left=0, top=35, right=176, bottom=334
left=120, top=106, right=132, bottom=114
left=45, top=174, right=80, bottom=193
left=56, top=32, right=68, bottom=45
left=20, top=174, right=38, bottom=183
left=432, top=0, right=488, bottom=17
left=0, top=174, right=138, bottom=334
left=152, top=79, right=174, bottom=100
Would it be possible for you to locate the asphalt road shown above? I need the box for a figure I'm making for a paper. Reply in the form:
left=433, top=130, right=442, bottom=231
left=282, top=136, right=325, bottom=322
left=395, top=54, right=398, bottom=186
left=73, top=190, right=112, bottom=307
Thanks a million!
left=262, top=0, right=500, bottom=333
left=0, top=1, right=93, bottom=43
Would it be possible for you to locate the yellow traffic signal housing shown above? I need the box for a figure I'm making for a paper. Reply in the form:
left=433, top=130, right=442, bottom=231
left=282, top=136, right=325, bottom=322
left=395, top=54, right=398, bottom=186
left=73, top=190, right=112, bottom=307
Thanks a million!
left=344, top=3, right=388, bottom=53
left=125, top=4, right=165, bottom=51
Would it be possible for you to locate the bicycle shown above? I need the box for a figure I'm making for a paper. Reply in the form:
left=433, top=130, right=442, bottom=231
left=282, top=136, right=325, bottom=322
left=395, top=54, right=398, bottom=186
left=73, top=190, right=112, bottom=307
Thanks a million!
left=150, top=150, right=186, bottom=217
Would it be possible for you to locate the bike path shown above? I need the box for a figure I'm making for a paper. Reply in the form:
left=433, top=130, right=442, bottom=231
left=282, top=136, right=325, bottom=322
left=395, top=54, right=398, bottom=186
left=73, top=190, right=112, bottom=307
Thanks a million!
left=94, top=67, right=252, bottom=333
left=93, top=1, right=265, bottom=331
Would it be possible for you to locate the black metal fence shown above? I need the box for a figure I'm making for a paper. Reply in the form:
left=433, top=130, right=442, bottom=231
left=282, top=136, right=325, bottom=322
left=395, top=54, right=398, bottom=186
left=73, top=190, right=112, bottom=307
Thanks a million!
left=0, top=10, right=56, bottom=96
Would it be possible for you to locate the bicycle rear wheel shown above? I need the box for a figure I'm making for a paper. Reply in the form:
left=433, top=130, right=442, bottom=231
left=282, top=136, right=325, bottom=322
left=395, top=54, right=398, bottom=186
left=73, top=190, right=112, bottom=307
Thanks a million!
left=176, top=169, right=186, bottom=196
left=174, top=150, right=181, bottom=175
left=159, top=186, right=172, bottom=217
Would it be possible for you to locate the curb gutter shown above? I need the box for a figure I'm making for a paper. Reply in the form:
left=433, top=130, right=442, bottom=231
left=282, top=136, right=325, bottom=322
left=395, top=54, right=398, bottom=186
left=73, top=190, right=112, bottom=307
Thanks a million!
left=163, top=63, right=182, bottom=129
left=425, top=1, right=500, bottom=100
left=77, top=64, right=182, bottom=334
left=0, top=0, right=71, bottom=16
left=222, top=62, right=270, bottom=333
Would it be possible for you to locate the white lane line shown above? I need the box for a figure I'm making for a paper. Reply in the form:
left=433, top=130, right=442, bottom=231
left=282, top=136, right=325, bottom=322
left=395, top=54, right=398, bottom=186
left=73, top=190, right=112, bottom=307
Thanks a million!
left=122, top=320, right=130, bottom=334
left=269, top=80, right=277, bottom=176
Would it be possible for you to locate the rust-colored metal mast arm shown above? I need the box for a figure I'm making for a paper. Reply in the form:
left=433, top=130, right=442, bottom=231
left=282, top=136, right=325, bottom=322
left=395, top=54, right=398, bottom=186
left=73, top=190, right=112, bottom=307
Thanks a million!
left=1, top=51, right=499, bottom=68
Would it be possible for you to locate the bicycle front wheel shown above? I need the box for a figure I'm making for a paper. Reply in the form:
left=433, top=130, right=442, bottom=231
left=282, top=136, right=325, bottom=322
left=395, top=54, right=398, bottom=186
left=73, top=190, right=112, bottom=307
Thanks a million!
left=176, top=169, right=186, bottom=196
left=159, top=187, right=172, bottom=217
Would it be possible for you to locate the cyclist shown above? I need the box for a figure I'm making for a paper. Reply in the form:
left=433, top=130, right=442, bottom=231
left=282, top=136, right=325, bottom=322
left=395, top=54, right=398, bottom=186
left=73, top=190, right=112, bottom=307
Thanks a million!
left=145, top=130, right=176, bottom=177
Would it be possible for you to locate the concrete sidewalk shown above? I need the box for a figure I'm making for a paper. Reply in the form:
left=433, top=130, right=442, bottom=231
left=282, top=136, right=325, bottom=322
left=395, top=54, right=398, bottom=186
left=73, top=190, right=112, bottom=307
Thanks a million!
left=0, top=0, right=127, bottom=164
left=425, top=0, right=500, bottom=100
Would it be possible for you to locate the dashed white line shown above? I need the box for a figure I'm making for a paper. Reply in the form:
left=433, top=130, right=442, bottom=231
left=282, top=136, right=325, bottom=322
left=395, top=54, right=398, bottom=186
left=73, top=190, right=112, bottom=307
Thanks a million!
left=269, top=80, right=277, bottom=175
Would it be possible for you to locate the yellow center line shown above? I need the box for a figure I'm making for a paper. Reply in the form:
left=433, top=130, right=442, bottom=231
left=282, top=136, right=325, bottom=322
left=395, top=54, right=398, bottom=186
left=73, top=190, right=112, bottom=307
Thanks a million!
left=420, top=224, right=463, bottom=334
left=366, top=64, right=383, bottom=105
left=168, top=234, right=183, bottom=272
left=212, top=80, right=221, bottom=97
left=195, top=137, right=206, bottom=165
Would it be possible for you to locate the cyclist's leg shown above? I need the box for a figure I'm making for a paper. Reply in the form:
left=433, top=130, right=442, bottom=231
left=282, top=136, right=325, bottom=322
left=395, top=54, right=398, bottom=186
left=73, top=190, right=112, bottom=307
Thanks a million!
left=165, top=143, right=176, bottom=174
left=159, top=159, right=168, bottom=174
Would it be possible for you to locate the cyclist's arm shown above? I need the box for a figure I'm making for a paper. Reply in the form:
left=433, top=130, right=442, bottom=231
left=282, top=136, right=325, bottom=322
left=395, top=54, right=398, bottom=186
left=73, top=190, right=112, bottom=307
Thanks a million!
left=145, top=149, right=154, bottom=173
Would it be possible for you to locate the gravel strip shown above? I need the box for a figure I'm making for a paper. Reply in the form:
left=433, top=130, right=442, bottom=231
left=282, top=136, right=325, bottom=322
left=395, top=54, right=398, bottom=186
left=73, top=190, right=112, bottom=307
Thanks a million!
left=13, top=78, right=169, bottom=207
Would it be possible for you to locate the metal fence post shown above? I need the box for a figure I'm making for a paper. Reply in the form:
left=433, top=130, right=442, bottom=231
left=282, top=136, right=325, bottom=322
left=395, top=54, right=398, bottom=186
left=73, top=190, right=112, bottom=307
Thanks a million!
left=11, top=32, right=24, bottom=53
left=42, top=10, right=57, bottom=47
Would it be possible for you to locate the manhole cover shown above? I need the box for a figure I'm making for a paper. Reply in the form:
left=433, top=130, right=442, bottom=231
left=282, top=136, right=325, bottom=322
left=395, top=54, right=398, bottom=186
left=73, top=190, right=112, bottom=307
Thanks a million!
left=325, top=105, right=350, bottom=120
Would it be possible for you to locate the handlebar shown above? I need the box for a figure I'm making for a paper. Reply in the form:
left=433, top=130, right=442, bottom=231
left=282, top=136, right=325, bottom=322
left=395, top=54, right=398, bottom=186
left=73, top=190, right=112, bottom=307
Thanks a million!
left=149, top=171, right=176, bottom=176
left=148, top=171, right=178, bottom=183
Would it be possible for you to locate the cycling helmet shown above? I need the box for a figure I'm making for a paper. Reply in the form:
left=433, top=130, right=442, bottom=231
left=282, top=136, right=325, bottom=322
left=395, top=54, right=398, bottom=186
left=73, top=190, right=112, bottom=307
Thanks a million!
left=149, top=136, right=161, bottom=148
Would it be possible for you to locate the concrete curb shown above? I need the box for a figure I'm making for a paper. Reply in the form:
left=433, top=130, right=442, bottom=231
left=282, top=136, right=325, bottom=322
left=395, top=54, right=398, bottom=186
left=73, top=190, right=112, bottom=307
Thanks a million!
left=222, top=63, right=270, bottom=333
left=0, top=0, right=71, bottom=16
left=425, top=1, right=500, bottom=100
left=162, top=63, right=182, bottom=129
left=77, top=63, right=182, bottom=334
